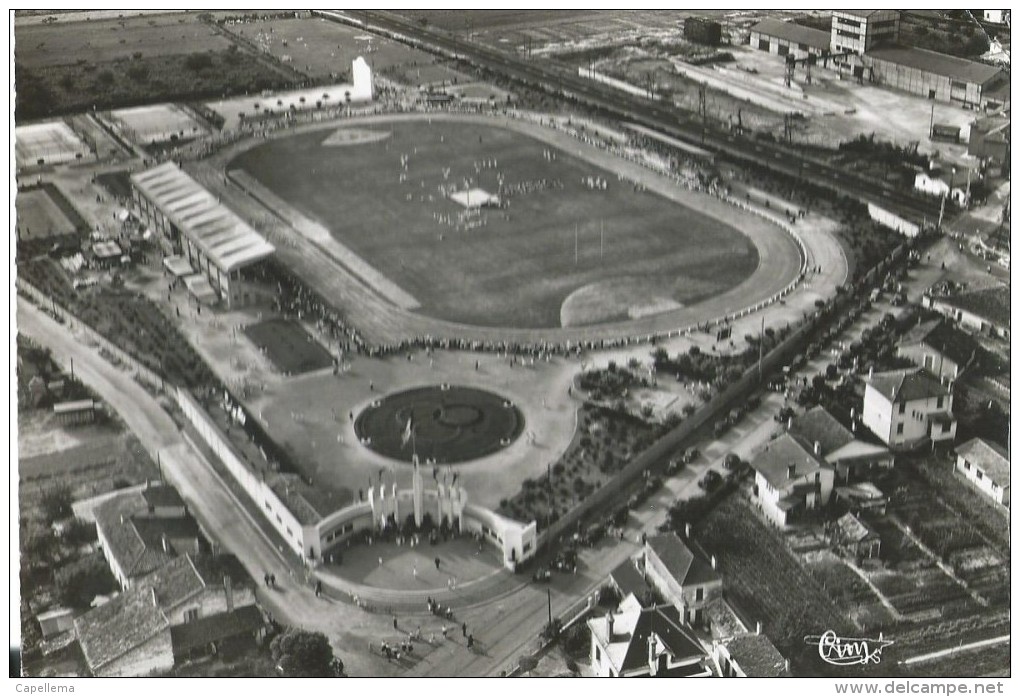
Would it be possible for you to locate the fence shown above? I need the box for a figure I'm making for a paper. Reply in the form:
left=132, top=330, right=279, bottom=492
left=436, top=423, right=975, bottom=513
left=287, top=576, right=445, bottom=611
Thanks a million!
left=17, top=277, right=166, bottom=393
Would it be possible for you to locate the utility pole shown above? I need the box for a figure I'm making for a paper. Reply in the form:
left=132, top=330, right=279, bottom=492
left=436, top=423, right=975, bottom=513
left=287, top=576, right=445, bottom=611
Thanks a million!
left=758, top=315, right=765, bottom=383
left=929, top=102, right=935, bottom=138
left=600, top=219, right=604, bottom=259
left=574, top=224, right=578, bottom=264
left=547, top=587, right=553, bottom=627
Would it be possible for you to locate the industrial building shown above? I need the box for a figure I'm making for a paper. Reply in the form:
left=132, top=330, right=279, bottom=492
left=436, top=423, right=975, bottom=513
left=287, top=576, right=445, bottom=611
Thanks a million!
left=749, top=11, right=1009, bottom=108
left=130, top=162, right=275, bottom=308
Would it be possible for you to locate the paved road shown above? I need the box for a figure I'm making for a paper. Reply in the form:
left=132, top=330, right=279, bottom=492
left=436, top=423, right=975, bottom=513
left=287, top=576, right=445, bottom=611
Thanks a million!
left=16, top=298, right=400, bottom=677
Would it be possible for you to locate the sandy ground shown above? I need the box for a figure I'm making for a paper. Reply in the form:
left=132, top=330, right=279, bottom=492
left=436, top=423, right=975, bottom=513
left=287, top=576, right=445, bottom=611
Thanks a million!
left=723, top=44, right=977, bottom=157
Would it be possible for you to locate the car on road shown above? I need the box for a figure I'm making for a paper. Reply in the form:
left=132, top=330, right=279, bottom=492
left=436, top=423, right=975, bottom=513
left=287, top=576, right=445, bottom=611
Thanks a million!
left=723, top=453, right=742, bottom=470
left=532, top=567, right=552, bottom=583
left=683, top=447, right=700, bottom=464
left=699, top=470, right=722, bottom=491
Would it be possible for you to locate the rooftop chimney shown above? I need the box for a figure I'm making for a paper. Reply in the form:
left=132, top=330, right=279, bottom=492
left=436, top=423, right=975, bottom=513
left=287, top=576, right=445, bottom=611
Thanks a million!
left=787, top=416, right=793, bottom=430
left=814, top=441, right=822, bottom=456
left=120, top=514, right=126, bottom=525
left=162, top=533, right=170, bottom=554
left=684, top=522, right=691, bottom=538
left=711, top=554, right=717, bottom=570
left=787, top=464, right=796, bottom=480
left=868, top=367, right=874, bottom=380
left=607, top=612, right=614, bottom=640
left=756, top=621, right=762, bottom=635
left=150, top=587, right=158, bottom=607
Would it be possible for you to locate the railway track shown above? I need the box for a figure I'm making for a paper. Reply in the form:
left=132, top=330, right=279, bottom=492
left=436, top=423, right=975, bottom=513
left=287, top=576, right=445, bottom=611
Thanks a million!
left=337, top=10, right=941, bottom=223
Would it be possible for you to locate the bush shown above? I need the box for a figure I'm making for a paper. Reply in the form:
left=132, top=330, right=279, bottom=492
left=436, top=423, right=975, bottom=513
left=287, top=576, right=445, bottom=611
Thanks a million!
left=185, top=53, right=214, bottom=71
left=40, top=485, right=73, bottom=524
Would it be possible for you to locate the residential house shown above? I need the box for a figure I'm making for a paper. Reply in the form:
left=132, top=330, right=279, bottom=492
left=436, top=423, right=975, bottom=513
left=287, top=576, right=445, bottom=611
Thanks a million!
left=94, top=489, right=205, bottom=590
left=955, top=438, right=1010, bottom=508
left=831, top=512, right=881, bottom=560
left=897, top=319, right=980, bottom=380
left=609, top=558, right=654, bottom=607
left=141, top=481, right=188, bottom=518
left=914, top=170, right=969, bottom=207
left=861, top=369, right=956, bottom=449
left=37, top=608, right=75, bottom=640
left=170, top=605, right=267, bottom=662
left=750, top=434, right=835, bottom=527
left=74, top=553, right=260, bottom=676
left=788, top=405, right=894, bottom=482
left=639, top=533, right=723, bottom=627
left=714, top=632, right=790, bottom=677
left=924, top=285, right=1010, bottom=341
left=74, top=586, right=174, bottom=677
left=588, top=598, right=712, bottom=677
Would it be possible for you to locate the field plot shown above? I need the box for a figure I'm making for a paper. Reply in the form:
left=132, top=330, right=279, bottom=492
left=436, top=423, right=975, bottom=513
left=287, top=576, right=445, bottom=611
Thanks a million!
left=243, top=318, right=334, bottom=375
left=16, top=187, right=80, bottom=240
left=14, top=13, right=296, bottom=121
left=220, top=15, right=436, bottom=80
left=694, top=495, right=854, bottom=666
left=231, top=118, right=757, bottom=329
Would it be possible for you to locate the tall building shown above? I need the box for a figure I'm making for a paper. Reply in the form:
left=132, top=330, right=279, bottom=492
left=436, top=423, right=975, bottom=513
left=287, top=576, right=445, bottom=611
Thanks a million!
left=830, top=9, right=900, bottom=55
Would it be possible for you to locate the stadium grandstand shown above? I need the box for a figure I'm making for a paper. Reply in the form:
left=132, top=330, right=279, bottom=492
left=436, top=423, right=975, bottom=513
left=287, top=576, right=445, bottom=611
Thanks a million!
left=130, top=162, right=275, bottom=307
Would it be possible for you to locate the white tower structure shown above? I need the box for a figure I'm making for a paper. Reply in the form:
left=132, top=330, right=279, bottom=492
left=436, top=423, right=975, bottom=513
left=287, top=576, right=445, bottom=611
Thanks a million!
left=351, top=56, right=373, bottom=101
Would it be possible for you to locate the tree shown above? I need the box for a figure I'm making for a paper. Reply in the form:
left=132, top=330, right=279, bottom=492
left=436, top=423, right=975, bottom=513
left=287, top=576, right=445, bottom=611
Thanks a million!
left=270, top=629, right=337, bottom=677
left=40, top=485, right=73, bottom=523
left=55, top=557, right=118, bottom=609
left=517, top=655, right=538, bottom=676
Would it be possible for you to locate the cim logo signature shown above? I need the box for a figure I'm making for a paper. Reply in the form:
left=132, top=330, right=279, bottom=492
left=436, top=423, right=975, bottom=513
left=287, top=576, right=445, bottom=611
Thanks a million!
left=805, top=630, right=894, bottom=666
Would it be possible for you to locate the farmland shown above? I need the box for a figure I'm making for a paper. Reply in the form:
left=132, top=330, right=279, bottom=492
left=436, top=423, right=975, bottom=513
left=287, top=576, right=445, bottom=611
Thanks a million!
left=14, top=13, right=297, bottom=121
left=218, top=15, right=438, bottom=81
left=693, top=494, right=855, bottom=668
left=230, top=117, right=757, bottom=329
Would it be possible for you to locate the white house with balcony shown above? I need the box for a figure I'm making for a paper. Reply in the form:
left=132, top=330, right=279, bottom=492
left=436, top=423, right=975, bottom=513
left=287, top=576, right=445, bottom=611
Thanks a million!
left=750, top=433, right=835, bottom=527
left=862, top=369, right=956, bottom=450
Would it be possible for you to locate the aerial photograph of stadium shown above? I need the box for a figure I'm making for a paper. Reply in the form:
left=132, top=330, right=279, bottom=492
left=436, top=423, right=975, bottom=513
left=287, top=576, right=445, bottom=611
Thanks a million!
left=11, top=8, right=1012, bottom=685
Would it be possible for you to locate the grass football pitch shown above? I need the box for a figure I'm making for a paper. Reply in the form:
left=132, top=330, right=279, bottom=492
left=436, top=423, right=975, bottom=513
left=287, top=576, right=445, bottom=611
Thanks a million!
left=232, top=119, right=758, bottom=329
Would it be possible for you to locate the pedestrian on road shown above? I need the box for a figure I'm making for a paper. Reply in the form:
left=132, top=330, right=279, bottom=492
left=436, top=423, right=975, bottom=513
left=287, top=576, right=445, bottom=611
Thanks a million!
left=264, top=573, right=270, bottom=587
left=393, top=616, right=398, bottom=630
left=462, top=622, right=467, bottom=637
left=315, top=580, right=322, bottom=597
left=435, top=557, right=441, bottom=570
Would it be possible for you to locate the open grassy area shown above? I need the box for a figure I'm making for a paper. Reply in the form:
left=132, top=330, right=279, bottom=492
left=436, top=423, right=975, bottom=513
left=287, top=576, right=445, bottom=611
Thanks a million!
left=219, top=15, right=436, bottom=81
left=231, top=118, right=757, bottom=328
left=14, top=13, right=296, bottom=121
left=243, top=318, right=334, bottom=375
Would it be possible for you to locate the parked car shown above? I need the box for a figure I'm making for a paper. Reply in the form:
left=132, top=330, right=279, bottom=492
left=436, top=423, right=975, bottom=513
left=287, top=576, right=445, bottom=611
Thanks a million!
left=699, top=471, right=723, bottom=491
left=683, top=447, right=700, bottom=464
left=532, top=567, right=552, bottom=583
left=723, top=453, right=742, bottom=470
left=666, top=459, right=683, bottom=476
left=713, top=421, right=729, bottom=437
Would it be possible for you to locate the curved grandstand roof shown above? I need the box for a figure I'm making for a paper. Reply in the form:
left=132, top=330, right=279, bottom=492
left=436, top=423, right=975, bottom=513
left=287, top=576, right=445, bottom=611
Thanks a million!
left=131, top=162, right=274, bottom=273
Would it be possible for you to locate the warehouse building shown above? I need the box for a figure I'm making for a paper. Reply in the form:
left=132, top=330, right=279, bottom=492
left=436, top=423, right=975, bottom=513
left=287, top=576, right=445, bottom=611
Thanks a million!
left=748, top=18, right=831, bottom=58
left=130, top=162, right=274, bottom=307
left=749, top=11, right=1009, bottom=108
